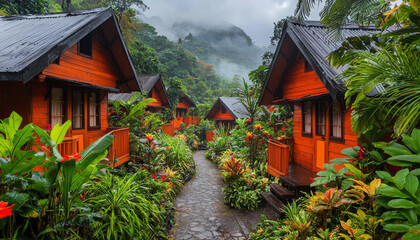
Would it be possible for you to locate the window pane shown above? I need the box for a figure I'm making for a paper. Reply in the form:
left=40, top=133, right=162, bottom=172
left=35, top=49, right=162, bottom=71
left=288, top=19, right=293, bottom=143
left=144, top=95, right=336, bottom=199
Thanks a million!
left=88, top=92, right=100, bottom=127
left=330, top=101, right=342, bottom=138
left=51, top=88, right=65, bottom=127
left=72, top=90, right=84, bottom=129
left=303, top=102, right=312, bottom=134
left=315, top=102, right=326, bottom=136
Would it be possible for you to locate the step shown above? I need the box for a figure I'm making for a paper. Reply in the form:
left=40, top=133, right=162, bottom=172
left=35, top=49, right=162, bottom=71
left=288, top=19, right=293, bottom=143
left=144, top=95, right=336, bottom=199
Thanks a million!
left=262, top=192, right=286, bottom=214
left=270, top=183, right=295, bottom=201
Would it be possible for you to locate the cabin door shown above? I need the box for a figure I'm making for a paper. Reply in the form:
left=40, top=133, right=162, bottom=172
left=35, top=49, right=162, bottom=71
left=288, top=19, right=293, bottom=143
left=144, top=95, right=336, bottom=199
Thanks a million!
left=313, top=102, right=327, bottom=172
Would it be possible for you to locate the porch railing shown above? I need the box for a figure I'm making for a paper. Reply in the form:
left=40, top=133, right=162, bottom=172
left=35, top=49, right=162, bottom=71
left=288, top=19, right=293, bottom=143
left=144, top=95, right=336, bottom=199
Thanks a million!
left=206, top=131, right=214, bottom=142
left=107, top=127, right=130, bottom=167
left=185, top=116, right=200, bottom=126
left=162, top=123, right=174, bottom=136
left=267, top=140, right=290, bottom=177
left=57, top=137, right=80, bottom=157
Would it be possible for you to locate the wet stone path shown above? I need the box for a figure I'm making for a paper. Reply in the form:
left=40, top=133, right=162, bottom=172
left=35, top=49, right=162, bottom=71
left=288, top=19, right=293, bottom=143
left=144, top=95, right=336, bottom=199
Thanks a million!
left=170, top=151, right=278, bottom=240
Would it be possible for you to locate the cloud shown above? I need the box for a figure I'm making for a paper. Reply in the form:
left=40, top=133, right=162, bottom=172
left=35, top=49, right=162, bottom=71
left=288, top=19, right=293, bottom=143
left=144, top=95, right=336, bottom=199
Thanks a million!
left=142, top=0, right=322, bottom=47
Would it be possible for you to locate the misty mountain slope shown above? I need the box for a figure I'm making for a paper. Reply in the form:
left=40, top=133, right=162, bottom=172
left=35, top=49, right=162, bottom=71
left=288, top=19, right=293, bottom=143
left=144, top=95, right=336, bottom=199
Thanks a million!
left=145, top=16, right=269, bottom=79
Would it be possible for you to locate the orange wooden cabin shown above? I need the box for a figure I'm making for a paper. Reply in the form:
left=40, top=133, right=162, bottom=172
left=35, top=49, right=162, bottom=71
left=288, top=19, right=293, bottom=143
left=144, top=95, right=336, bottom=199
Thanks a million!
left=172, top=94, right=198, bottom=129
left=108, top=74, right=171, bottom=112
left=259, top=21, right=380, bottom=177
left=205, top=97, right=248, bottom=129
left=0, top=8, right=142, bottom=166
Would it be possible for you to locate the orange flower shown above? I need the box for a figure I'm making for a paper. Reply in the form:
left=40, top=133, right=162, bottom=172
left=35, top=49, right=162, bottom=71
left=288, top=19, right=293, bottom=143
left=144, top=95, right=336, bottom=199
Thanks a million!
left=0, top=201, right=14, bottom=219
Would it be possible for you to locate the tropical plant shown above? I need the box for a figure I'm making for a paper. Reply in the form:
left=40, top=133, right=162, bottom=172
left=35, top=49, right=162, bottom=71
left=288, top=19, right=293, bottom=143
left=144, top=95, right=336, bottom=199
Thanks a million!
left=85, top=173, right=163, bottom=240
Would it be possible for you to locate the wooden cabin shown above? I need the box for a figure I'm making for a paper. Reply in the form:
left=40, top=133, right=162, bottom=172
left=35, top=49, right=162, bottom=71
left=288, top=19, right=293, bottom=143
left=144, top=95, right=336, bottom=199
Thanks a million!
left=108, top=74, right=171, bottom=112
left=259, top=20, right=380, bottom=177
left=173, top=94, right=198, bottom=129
left=205, top=97, right=248, bottom=129
left=0, top=8, right=142, bottom=166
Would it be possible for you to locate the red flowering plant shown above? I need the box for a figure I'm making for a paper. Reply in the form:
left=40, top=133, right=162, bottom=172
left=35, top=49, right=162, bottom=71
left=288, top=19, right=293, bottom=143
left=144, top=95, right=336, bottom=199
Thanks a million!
left=0, top=201, right=14, bottom=219
left=220, top=155, right=246, bottom=183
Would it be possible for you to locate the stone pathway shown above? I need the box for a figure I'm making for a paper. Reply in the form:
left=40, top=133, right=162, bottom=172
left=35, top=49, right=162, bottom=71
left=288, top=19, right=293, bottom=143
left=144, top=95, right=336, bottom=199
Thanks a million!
left=170, top=151, right=278, bottom=240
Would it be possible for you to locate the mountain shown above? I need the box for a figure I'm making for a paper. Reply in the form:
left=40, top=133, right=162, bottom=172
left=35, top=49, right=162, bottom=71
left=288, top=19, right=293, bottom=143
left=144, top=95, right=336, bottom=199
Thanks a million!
left=144, top=16, right=268, bottom=80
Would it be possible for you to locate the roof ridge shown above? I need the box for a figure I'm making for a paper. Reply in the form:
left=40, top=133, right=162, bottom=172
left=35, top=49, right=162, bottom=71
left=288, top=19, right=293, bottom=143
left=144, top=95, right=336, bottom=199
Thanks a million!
left=1, top=7, right=110, bottom=21
left=288, top=20, right=378, bottom=30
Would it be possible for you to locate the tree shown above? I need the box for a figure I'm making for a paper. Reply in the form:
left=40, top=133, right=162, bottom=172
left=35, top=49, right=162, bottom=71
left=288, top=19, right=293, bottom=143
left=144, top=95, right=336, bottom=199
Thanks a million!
left=261, top=16, right=296, bottom=66
left=0, top=0, right=51, bottom=14
left=295, top=0, right=388, bottom=38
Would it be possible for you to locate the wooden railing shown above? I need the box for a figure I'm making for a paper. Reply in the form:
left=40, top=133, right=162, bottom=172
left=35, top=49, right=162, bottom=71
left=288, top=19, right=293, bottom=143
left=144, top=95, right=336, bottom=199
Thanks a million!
left=278, top=137, right=293, bottom=160
left=185, top=116, right=200, bottom=126
left=206, top=131, right=214, bottom=142
left=267, top=140, right=290, bottom=177
left=107, top=127, right=130, bottom=167
left=162, top=123, right=174, bottom=136
left=57, top=137, right=80, bottom=156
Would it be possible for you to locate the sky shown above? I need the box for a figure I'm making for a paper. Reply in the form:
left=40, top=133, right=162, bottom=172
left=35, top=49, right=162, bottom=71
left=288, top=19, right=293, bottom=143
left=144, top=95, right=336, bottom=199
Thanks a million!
left=142, top=0, right=323, bottom=47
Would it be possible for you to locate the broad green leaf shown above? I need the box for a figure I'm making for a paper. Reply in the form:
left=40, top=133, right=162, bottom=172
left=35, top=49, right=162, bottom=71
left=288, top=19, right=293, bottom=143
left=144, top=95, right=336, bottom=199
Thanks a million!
left=78, top=134, right=113, bottom=170
left=388, top=199, right=417, bottom=209
left=385, top=143, right=413, bottom=156
left=345, top=164, right=362, bottom=180
left=411, top=129, right=420, bottom=153
left=330, top=157, right=351, bottom=164
left=61, top=158, right=76, bottom=219
left=376, top=171, right=392, bottom=182
left=33, top=126, right=62, bottom=159
left=370, top=150, right=383, bottom=162
left=378, top=185, right=409, bottom=198
left=128, top=98, right=157, bottom=117
left=387, top=159, right=415, bottom=167
left=341, top=147, right=358, bottom=158
left=383, top=223, right=410, bottom=233
left=0, top=191, right=29, bottom=211
left=395, top=169, right=410, bottom=189
left=50, top=120, right=71, bottom=145
left=403, top=134, right=416, bottom=153
left=12, top=124, right=34, bottom=152
left=405, top=174, right=419, bottom=196
left=323, top=163, right=336, bottom=172
left=0, top=112, right=22, bottom=141
left=402, top=225, right=420, bottom=240
left=388, top=155, right=420, bottom=164
left=411, top=169, right=420, bottom=176
left=70, top=165, right=96, bottom=192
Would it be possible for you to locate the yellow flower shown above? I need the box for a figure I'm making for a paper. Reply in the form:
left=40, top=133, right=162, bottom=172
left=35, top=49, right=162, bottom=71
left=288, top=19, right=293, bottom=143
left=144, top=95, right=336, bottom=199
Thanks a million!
left=263, top=130, right=269, bottom=135
left=145, top=133, right=154, bottom=143
left=246, top=132, right=253, bottom=137
left=254, top=123, right=262, bottom=131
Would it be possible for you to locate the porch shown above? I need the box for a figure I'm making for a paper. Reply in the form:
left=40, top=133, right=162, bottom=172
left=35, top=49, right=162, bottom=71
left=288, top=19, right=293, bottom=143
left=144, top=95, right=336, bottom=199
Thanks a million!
left=58, top=127, right=130, bottom=167
left=162, top=116, right=201, bottom=136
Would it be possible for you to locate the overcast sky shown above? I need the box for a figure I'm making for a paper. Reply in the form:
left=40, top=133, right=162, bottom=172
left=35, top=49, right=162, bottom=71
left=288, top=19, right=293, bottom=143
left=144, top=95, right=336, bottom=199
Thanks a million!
left=142, top=0, right=323, bottom=47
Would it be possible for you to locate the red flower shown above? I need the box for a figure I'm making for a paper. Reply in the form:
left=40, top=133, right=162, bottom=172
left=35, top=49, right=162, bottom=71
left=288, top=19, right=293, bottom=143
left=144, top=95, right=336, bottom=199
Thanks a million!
left=247, top=119, right=251, bottom=123
left=281, top=128, right=284, bottom=131
left=70, top=153, right=81, bottom=162
left=80, top=194, right=85, bottom=201
left=269, top=121, right=272, bottom=124
left=0, top=201, right=14, bottom=219
left=60, top=155, right=70, bottom=163
left=245, top=136, right=250, bottom=142
left=152, top=175, right=157, bottom=179
left=268, top=135, right=273, bottom=139
left=46, top=124, right=52, bottom=131
left=356, top=144, right=365, bottom=160
left=161, top=176, right=167, bottom=181
left=110, top=111, right=116, bottom=114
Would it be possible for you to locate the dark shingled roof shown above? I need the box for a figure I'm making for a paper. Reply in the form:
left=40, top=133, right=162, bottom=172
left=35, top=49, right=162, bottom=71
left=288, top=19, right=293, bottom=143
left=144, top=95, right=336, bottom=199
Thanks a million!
left=205, top=97, right=248, bottom=120
left=0, top=7, right=141, bottom=92
left=108, top=74, right=170, bottom=105
left=259, top=20, right=382, bottom=104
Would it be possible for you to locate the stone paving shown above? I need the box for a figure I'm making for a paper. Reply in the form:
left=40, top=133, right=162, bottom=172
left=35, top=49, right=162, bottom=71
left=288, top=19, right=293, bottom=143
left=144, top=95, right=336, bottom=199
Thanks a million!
left=170, top=151, right=278, bottom=240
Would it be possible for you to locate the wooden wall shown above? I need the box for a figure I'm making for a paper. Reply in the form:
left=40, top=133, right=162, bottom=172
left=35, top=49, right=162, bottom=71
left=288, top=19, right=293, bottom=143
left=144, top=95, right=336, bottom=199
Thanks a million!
left=42, top=29, right=123, bottom=89
left=293, top=101, right=357, bottom=171
left=210, top=104, right=235, bottom=121
left=148, top=87, right=164, bottom=107
left=283, top=55, right=329, bottom=100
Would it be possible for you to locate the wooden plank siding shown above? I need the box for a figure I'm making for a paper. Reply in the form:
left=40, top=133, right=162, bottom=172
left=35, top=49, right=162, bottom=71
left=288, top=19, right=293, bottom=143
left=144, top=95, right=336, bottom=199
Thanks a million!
left=283, top=55, right=329, bottom=100
left=148, top=87, right=165, bottom=107
left=278, top=53, right=358, bottom=172
left=211, top=104, right=235, bottom=120
left=42, top=29, right=123, bottom=89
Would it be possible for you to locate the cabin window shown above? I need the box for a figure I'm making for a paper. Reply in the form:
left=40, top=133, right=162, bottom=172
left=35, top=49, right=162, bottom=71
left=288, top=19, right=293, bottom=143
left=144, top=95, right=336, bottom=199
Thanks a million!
left=78, top=33, right=92, bottom=58
left=51, top=87, right=66, bottom=127
left=330, top=100, right=343, bottom=141
left=302, top=102, right=312, bottom=136
left=315, top=102, right=327, bottom=136
left=72, top=90, right=85, bottom=129
left=221, top=106, right=226, bottom=114
left=88, top=91, right=100, bottom=128
left=176, top=108, right=186, bottom=118
left=304, top=59, right=313, bottom=72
